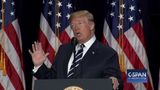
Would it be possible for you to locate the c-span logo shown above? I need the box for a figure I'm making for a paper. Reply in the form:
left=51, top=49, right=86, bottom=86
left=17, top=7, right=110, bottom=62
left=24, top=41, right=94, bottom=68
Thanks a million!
left=127, top=69, right=148, bottom=83
left=64, top=86, right=83, bottom=90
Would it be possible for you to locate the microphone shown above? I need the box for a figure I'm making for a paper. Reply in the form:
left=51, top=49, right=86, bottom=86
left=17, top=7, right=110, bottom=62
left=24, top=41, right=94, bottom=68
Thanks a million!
left=71, top=37, right=78, bottom=47
left=71, top=37, right=78, bottom=56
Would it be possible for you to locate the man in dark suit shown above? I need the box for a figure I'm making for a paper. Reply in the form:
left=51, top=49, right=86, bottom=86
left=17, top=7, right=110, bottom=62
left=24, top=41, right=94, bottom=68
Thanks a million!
left=29, top=10, right=123, bottom=90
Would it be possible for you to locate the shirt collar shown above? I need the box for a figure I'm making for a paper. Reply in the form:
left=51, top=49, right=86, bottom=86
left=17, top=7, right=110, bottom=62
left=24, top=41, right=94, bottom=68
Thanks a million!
left=76, top=35, right=96, bottom=50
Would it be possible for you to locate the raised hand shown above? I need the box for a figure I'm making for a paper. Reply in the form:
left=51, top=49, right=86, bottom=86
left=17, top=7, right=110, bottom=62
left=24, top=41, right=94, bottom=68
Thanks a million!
left=28, top=41, right=49, bottom=67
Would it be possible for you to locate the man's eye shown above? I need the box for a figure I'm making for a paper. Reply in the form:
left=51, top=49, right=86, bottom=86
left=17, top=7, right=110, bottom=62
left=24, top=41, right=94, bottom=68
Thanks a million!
left=78, top=22, right=82, bottom=25
left=70, top=25, right=74, bottom=29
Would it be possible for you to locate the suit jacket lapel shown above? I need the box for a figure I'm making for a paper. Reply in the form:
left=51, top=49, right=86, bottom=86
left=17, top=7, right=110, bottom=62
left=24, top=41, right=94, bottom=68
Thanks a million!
left=62, top=44, right=73, bottom=78
left=80, top=40, right=100, bottom=77
left=82, top=40, right=99, bottom=61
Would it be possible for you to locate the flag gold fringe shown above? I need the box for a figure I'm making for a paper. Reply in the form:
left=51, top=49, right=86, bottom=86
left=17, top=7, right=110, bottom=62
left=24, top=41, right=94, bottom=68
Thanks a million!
left=3, top=56, right=6, bottom=76
left=0, top=50, right=3, bottom=70
left=118, top=52, right=125, bottom=72
left=0, top=0, right=7, bottom=76
left=0, top=47, right=6, bottom=76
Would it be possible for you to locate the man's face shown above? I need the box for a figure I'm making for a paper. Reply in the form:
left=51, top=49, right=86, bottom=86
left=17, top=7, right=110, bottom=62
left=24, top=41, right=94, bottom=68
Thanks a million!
left=70, top=16, right=94, bottom=44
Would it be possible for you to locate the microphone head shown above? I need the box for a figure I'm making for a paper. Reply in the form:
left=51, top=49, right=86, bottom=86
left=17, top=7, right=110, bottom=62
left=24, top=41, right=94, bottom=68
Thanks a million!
left=71, top=37, right=78, bottom=46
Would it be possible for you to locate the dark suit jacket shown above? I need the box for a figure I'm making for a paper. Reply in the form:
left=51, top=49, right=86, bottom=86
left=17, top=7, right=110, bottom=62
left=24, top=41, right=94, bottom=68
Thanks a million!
left=34, top=40, right=123, bottom=89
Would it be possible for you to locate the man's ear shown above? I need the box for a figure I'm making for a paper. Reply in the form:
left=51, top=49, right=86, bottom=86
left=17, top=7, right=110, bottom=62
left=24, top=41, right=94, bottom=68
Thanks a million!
left=90, top=22, right=95, bottom=30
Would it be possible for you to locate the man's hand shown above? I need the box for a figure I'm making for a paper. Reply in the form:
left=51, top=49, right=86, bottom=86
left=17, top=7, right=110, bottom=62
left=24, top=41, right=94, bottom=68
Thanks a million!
left=109, top=77, right=119, bottom=90
left=28, top=41, right=49, bottom=67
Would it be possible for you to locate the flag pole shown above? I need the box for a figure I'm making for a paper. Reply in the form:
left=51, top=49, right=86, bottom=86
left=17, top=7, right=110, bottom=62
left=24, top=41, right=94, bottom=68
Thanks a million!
left=0, top=0, right=4, bottom=70
left=0, top=0, right=6, bottom=76
left=118, top=0, right=125, bottom=72
left=55, top=0, right=60, bottom=53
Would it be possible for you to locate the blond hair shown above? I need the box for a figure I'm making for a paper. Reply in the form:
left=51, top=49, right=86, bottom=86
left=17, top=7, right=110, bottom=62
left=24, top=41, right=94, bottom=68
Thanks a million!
left=69, top=10, right=94, bottom=23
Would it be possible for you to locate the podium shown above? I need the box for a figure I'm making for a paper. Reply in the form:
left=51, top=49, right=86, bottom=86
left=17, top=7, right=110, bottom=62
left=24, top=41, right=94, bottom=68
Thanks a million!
left=34, top=79, right=113, bottom=90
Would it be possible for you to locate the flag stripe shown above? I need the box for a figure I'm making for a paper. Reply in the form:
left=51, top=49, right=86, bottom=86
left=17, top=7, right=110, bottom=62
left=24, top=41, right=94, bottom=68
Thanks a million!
left=4, top=21, right=25, bottom=86
left=125, top=26, right=153, bottom=85
left=40, top=14, right=61, bottom=52
left=12, top=21, right=26, bottom=87
left=132, top=21, right=146, bottom=47
left=103, top=20, right=151, bottom=90
left=125, top=27, right=148, bottom=68
left=39, top=14, right=73, bottom=64
left=5, top=54, right=24, bottom=90
left=0, top=0, right=25, bottom=89
left=39, top=14, right=63, bottom=65
left=12, top=20, right=23, bottom=52
left=121, top=32, right=145, bottom=69
left=5, top=21, right=24, bottom=71
left=38, top=29, right=55, bottom=63
left=125, top=26, right=153, bottom=89
left=1, top=31, right=25, bottom=90
left=39, top=15, right=72, bottom=68
left=64, top=26, right=74, bottom=38
left=0, top=83, right=4, bottom=90
left=59, top=29, right=71, bottom=44
left=0, top=74, right=14, bottom=90
left=0, top=45, right=19, bottom=90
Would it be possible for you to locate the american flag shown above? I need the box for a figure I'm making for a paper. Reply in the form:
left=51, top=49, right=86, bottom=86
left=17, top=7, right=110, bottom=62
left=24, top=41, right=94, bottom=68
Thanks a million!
left=103, top=0, right=153, bottom=90
left=38, top=0, right=74, bottom=67
left=0, top=0, right=25, bottom=90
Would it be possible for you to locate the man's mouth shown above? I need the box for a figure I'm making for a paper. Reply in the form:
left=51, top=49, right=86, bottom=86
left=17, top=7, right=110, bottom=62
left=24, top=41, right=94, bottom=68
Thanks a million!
left=75, top=32, right=80, bottom=36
